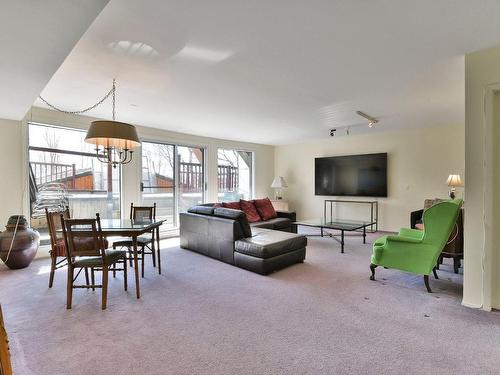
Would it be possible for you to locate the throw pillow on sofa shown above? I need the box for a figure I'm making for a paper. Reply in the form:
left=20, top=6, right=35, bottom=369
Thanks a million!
left=254, top=198, right=277, bottom=221
left=239, top=199, right=261, bottom=223
left=222, top=201, right=241, bottom=210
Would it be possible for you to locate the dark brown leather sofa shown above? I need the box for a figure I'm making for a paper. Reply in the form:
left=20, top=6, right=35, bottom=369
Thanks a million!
left=179, top=206, right=306, bottom=275
left=249, top=211, right=297, bottom=232
left=199, top=202, right=297, bottom=232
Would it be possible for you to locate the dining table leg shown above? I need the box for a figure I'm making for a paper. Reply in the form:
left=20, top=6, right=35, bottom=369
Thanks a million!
left=156, top=226, right=161, bottom=275
left=132, top=235, right=140, bottom=299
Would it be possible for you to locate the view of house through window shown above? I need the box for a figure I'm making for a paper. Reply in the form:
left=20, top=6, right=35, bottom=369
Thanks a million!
left=28, top=123, right=121, bottom=243
left=217, top=149, right=253, bottom=201
left=141, top=141, right=205, bottom=229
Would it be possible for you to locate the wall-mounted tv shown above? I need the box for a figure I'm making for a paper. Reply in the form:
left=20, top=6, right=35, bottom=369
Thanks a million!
left=315, top=153, right=387, bottom=197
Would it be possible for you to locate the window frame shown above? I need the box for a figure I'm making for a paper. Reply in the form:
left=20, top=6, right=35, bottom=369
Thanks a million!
left=140, top=138, right=207, bottom=228
left=217, top=147, right=254, bottom=201
left=27, top=121, right=122, bottom=214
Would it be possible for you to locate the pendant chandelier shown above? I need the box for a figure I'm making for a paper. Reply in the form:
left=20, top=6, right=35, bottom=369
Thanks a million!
left=39, top=79, right=141, bottom=167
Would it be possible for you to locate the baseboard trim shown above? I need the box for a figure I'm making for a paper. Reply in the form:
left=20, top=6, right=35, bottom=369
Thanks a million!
left=461, top=300, right=487, bottom=310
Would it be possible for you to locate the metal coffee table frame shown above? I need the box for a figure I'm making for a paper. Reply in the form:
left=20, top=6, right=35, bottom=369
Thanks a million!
left=293, top=219, right=376, bottom=253
left=324, top=199, right=378, bottom=233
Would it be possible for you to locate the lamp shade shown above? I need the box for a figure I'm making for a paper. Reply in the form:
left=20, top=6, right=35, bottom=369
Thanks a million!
left=271, top=176, right=288, bottom=189
left=85, top=120, right=141, bottom=149
left=446, top=174, right=463, bottom=187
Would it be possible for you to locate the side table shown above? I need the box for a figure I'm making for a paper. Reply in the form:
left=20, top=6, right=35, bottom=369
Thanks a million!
left=271, top=200, right=289, bottom=211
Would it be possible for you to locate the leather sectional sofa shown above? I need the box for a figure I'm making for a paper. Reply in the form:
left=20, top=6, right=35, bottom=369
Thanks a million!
left=179, top=205, right=307, bottom=275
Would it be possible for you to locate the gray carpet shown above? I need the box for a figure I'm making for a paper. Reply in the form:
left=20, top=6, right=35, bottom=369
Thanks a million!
left=1, top=231, right=500, bottom=375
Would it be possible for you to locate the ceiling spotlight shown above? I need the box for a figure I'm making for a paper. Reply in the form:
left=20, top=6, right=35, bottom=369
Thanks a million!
left=356, top=111, right=379, bottom=128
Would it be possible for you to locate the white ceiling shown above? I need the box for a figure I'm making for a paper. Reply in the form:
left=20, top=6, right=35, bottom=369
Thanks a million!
left=0, top=0, right=109, bottom=120
left=34, top=0, right=500, bottom=145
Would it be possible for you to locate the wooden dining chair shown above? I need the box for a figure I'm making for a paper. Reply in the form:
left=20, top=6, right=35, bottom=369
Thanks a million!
left=61, top=214, right=128, bottom=310
left=46, top=207, right=94, bottom=288
left=112, top=203, right=161, bottom=277
left=46, top=207, right=72, bottom=288
left=0, top=305, right=13, bottom=375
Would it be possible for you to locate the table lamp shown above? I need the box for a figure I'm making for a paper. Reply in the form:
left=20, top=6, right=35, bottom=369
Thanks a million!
left=446, top=174, right=463, bottom=199
left=271, top=176, right=288, bottom=200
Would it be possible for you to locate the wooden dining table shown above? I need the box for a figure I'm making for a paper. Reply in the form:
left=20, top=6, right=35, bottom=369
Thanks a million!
left=98, top=218, right=165, bottom=299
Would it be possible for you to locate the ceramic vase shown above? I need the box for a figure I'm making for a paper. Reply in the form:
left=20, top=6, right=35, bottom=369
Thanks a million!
left=0, top=215, right=40, bottom=269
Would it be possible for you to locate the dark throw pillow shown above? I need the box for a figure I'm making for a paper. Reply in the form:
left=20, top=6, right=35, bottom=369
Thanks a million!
left=239, top=199, right=261, bottom=223
left=222, top=201, right=241, bottom=210
left=254, top=198, right=277, bottom=221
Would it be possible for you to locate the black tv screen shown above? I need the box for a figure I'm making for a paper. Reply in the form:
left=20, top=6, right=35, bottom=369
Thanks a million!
left=315, top=153, right=387, bottom=197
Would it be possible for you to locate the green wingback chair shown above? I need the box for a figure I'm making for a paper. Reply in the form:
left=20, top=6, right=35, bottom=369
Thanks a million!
left=370, top=199, right=463, bottom=292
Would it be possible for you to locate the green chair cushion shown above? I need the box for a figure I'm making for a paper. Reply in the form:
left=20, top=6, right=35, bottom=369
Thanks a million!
left=73, top=249, right=127, bottom=267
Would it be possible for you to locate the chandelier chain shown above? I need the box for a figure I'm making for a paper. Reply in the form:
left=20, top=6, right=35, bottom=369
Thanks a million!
left=38, top=79, right=117, bottom=118
left=112, top=79, right=116, bottom=121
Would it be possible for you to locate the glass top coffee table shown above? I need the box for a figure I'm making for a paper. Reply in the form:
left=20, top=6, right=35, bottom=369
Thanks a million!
left=293, top=218, right=375, bottom=253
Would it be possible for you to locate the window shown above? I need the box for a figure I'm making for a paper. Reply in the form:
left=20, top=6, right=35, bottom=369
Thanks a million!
left=141, top=141, right=205, bottom=229
left=28, top=123, right=120, bottom=243
left=217, top=149, right=253, bottom=201
left=177, top=145, right=205, bottom=213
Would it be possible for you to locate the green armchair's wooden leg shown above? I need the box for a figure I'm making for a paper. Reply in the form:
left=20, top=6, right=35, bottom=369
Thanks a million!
left=432, top=267, right=439, bottom=280
left=424, top=275, right=432, bottom=293
left=370, top=263, right=377, bottom=280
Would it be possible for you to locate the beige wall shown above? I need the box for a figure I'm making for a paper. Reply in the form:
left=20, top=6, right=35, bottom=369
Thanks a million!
left=465, top=45, right=500, bottom=309
left=0, top=119, right=25, bottom=225
left=274, top=124, right=464, bottom=232
left=493, top=93, right=500, bottom=308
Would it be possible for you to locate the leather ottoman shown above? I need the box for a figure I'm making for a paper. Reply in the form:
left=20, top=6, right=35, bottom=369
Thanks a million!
left=234, top=228, right=307, bottom=275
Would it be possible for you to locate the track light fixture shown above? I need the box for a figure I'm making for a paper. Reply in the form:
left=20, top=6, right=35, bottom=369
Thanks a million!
left=356, top=111, right=379, bottom=128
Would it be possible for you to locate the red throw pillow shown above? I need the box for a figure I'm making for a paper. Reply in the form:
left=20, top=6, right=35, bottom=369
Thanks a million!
left=213, top=203, right=223, bottom=208
left=254, top=198, right=277, bottom=221
left=239, top=199, right=262, bottom=223
left=222, top=201, right=241, bottom=210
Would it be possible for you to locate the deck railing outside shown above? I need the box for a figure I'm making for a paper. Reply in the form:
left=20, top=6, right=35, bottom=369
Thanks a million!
left=31, top=161, right=76, bottom=189
left=31, top=161, right=240, bottom=193
left=217, top=165, right=239, bottom=192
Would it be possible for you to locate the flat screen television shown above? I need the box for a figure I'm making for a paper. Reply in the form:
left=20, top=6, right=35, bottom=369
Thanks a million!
left=315, top=153, right=387, bottom=197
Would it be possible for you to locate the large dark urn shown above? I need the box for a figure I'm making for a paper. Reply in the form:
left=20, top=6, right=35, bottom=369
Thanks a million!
left=0, top=216, right=40, bottom=269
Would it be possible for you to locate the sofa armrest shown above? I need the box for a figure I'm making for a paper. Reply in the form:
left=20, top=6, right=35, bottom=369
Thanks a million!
left=410, top=209, right=424, bottom=229
left=399, top=227, right=424, bottom=240
left=276, top=211, right=296, bottom=221
left=276, top=211, right=297, bottom=233
left=386, top=235, right=422, bottom=244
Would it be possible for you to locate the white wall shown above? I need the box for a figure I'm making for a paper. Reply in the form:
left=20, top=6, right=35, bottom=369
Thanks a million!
left=464, top=45, right=500, bottom=310
left=493, top=93, right=500, bottom=309
left=0, top=119, right=25, bottom=225
left=274, top=124, right=464, bottom=232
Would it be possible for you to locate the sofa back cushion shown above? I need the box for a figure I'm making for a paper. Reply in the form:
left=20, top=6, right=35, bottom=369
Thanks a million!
left=222, top=201, right=241, bottom=210
left=214, top=208, right=252, bottom=238
left=239, top=199, right=261, bottom=223
left=187, top=206, right=215, bottom=216
left=254, top=198, right=277, bottom=221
